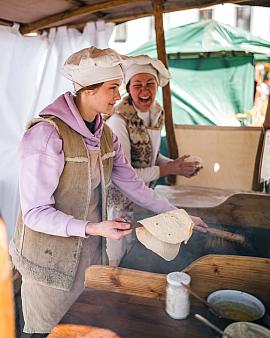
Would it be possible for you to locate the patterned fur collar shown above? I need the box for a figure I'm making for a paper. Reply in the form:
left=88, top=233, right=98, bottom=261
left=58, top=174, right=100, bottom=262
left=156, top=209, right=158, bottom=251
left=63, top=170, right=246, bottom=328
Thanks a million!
left=114, top=94, right=164, bottom=129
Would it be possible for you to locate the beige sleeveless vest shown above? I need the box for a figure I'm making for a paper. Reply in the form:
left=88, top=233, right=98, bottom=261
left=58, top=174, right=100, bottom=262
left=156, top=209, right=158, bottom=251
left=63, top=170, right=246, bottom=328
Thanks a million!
left=10, top=116, right=114, bottom=290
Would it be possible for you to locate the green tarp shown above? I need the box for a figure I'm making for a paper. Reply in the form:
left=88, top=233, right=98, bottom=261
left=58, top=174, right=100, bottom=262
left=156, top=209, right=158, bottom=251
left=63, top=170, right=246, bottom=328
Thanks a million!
left=165, top=55, right=254, bottom=125
left=129, top=20, right=270, bottom=126
left=130, top=19, right=270, bottom=60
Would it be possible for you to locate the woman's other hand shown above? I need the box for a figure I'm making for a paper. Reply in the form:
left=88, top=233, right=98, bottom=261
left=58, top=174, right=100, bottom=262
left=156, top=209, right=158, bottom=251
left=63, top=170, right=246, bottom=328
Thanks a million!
left=160, top=155, right=203, bottom=178
left=190, top=216, right=208, bottom=233
left=85, top=218, right=132, bottom=239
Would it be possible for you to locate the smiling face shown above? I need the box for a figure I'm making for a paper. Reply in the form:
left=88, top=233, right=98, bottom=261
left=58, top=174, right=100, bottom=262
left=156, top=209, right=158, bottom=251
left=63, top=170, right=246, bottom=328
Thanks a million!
left=78, top=79, right=122, bottom=121
left=128, top=73, right=158, bottom=112
left=93, top=79, right=121, bottom=116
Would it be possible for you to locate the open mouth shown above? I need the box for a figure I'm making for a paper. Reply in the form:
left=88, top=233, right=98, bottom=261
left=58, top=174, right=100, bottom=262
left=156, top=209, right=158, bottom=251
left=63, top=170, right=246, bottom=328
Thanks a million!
left=139, top=96, right=151, bottom=104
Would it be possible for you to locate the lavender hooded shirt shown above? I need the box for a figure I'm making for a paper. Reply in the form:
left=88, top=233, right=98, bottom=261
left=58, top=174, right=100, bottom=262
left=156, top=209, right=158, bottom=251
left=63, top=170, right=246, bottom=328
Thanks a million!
left=19, top=92, right=176, bottom=238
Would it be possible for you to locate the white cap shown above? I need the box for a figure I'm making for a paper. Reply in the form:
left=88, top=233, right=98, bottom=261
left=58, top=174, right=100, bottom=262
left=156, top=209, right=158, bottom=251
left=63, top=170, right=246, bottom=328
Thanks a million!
left=62, top=46, right=127, bottom=91
left=167, top=272, right=191, bottom=286
left=123, top=55, right=171, bottom=87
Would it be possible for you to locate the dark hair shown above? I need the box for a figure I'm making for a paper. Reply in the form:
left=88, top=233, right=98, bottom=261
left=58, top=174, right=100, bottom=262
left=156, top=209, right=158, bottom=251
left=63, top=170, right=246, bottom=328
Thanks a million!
left=76, top=82, right=104, bottom=95
left=126, top=81, right=133, bottom=105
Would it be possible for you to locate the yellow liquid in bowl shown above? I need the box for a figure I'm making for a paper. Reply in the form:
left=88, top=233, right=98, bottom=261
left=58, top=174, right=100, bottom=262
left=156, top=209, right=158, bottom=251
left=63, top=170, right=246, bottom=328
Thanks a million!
left=216, top=301, right=259, bottom=321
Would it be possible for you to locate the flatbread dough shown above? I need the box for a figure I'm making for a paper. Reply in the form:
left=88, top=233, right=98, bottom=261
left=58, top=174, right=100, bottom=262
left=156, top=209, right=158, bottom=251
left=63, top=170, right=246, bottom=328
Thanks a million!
left=136, top=226, right=181, bottom=261
left=135, top=209, right=194, bottom=261
left=184, top=155, right=203, bottom=167
left=138, top=209, right=193, bottom=244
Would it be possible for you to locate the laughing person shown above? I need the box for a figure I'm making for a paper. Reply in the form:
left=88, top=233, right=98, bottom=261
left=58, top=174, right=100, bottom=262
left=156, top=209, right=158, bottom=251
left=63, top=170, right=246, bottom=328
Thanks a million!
left=106, top=55, right=203, bottom=266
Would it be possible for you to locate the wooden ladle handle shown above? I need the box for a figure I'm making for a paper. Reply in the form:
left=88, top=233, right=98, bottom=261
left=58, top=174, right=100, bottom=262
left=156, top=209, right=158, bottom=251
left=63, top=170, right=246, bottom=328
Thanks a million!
left=207, top=227, right=245, bottom=243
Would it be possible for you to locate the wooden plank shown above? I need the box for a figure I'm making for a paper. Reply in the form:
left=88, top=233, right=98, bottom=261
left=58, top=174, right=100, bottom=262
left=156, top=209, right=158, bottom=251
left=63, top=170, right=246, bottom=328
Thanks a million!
left=19, top=0, right=143, bottom=34
left=155, top=185, right=270, bottom=229
left=183, top=193, right=270, bottom=229
left=85, top=265, right=166, bottom=298
left=184, top=255, right=270, bottom=303
left=155, top=185, right=236, bottom=208
left=85, top=256, right=270, bottom=303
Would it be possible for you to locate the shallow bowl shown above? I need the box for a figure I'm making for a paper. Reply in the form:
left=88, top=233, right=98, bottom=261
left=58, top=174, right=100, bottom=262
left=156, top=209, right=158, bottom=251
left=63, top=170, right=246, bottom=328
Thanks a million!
left=207, top=289, right=265, bottom=322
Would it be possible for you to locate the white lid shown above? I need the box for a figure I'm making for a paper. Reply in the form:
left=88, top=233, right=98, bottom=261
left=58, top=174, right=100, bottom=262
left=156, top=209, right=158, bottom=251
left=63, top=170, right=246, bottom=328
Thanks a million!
left=167, top=272, right=191, bottom=286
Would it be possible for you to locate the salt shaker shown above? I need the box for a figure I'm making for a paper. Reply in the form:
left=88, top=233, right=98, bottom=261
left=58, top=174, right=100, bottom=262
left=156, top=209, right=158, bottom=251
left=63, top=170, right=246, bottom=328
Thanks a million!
left=165, top=271, right=191, bottom=319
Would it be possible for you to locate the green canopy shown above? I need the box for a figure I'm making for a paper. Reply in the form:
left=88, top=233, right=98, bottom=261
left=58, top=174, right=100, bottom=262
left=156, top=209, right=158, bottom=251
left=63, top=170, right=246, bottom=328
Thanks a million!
left=129, top=20, right=270, bottom=126
left=130, top=19, right=270, bottom=60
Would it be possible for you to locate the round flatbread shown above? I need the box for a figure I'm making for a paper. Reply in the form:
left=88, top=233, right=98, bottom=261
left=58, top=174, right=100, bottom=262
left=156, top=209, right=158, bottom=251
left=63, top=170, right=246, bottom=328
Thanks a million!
left=136, top=226, right=181, bottom=261
left=138, top=209, right=193, bottom=244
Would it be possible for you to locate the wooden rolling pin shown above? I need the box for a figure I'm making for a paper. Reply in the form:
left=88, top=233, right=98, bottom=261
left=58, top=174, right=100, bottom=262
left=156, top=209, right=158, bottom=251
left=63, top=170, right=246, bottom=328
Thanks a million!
left=118, top=220, right=245, bottom=244
left=207, top=227, right=245, bottom=244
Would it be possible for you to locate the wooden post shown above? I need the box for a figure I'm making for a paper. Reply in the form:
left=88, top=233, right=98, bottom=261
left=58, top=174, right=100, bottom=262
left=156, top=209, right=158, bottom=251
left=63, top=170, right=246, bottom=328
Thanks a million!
left=152, top=0, right=179, bottom=185
left=263, top=93, right=270, bottom=130
left=252, top=94, right=270, bottom=191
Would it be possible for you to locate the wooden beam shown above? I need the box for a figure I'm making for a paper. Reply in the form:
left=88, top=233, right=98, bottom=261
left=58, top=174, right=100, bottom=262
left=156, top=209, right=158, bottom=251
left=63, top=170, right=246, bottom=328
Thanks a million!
left=152, top=0, right=178, bottom=185
left=19, top=0, right=143, bottom=34
left=107, top=0, right=251, bottom=23
left=252, top=95, right=270, bottom=191
left=16, top=0, right=251, bottom=34
left=17, top=0, right=249, bottom=35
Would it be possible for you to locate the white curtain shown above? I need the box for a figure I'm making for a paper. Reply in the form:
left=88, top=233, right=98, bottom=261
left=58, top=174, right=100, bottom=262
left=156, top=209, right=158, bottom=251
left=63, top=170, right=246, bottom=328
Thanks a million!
left=0, top=21, right=115, bottom=240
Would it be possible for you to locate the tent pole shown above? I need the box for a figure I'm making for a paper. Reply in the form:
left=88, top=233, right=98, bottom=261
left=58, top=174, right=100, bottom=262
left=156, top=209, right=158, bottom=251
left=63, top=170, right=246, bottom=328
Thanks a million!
left=263, top=93, right=270, bottom=130
left=252, top=94, right=270, bottom=191
left=152, top=0, right=179, bottom=184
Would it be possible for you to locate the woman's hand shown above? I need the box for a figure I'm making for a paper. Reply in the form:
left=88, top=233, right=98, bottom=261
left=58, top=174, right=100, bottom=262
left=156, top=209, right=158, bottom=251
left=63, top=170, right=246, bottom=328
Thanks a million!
left=160, top=155, right=203, bottom=178
left=190, top=216, right=208, bottom=233
left=85, top=218, right=132, bottom=240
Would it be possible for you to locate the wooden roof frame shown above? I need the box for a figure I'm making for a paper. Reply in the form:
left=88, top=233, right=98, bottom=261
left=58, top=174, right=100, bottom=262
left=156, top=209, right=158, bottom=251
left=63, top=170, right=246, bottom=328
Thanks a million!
left=13, top=0, right=257, bottom=35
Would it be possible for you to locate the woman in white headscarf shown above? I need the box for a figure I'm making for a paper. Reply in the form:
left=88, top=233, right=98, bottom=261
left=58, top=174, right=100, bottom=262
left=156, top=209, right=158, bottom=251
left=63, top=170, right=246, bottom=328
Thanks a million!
left=106, top=56, right=203, bottom=266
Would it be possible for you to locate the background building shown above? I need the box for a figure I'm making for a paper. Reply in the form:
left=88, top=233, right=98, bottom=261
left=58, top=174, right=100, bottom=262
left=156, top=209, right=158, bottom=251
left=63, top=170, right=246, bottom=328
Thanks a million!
left=109, top=4, right=270, bottom=54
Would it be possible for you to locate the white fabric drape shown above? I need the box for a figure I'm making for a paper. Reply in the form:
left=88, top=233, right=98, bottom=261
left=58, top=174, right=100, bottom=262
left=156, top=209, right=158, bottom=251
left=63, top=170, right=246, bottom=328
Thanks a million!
left=0, top=21, right=115, bottom=240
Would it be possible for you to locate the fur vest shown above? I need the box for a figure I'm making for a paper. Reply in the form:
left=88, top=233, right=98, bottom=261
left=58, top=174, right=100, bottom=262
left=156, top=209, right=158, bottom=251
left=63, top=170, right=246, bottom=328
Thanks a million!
left=107, top=95, right=164, bottom=213
left=10, top=116, right=114, bottom=290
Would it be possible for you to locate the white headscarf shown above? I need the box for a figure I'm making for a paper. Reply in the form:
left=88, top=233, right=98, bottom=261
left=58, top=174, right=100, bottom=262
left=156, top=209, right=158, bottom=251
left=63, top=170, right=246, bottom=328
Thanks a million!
left=123, top=55, right=171, bottom=87
left=62, top=46, right=128, bottom=91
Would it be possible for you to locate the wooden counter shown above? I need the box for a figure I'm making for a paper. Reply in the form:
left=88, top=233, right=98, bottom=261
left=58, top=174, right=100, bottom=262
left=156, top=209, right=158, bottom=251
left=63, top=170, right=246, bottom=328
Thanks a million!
left=55, top=255, right=270, bottom=338
left=60, top=288, right=215, bottom=338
